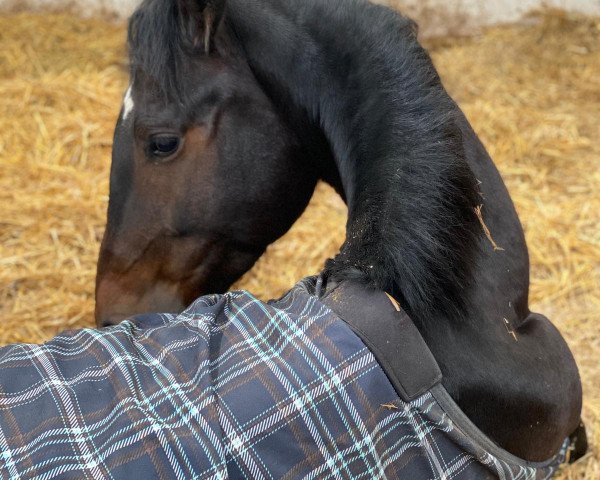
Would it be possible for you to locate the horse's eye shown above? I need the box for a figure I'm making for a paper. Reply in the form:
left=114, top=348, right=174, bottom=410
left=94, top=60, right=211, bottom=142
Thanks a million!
left=148, top=135, right=181, bottom=159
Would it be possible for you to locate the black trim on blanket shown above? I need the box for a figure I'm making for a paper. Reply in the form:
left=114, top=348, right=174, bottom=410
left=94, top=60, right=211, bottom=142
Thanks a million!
left=320, top=279, right=442, bottom=402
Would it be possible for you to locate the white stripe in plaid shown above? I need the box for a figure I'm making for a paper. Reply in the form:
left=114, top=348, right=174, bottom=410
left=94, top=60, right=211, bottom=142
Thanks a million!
left=0, top=279, right=566, bottom=479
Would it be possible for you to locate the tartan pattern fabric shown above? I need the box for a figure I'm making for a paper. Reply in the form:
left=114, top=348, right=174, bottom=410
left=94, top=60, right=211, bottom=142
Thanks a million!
left=0, top=278, right=566, bottom=479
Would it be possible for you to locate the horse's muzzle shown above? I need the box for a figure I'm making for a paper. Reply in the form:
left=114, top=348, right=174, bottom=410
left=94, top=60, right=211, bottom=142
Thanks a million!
left=95, top=275, right=186, bottom=328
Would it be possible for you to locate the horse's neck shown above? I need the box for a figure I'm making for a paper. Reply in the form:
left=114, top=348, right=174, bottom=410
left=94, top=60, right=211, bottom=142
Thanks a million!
left=227, top=0, right=482, bottom=321
left=227, top=0, right=529, bottom=321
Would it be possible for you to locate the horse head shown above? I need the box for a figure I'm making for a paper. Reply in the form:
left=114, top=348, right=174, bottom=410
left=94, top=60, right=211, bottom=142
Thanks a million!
left=95, top=0, right=319, bottom=326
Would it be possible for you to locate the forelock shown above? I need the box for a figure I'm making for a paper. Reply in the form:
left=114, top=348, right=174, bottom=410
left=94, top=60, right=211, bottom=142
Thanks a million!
left=127, top=0, right=186, bottom=97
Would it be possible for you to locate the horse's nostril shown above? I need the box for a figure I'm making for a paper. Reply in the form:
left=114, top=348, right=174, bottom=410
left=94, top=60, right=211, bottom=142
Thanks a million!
left=97, top=313, right=128, bottom=328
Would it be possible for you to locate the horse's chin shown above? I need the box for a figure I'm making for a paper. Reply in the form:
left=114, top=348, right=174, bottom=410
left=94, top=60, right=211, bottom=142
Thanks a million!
left=95, top=276, right=188, bottom=327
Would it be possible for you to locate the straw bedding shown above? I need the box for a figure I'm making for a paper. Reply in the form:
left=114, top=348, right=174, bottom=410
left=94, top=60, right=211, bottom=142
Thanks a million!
left=0, top=9, right=598, bottom=479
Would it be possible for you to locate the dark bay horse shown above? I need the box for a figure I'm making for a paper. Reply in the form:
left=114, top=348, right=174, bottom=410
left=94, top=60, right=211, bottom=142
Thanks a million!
left=95, top=0, right=584, bottom=463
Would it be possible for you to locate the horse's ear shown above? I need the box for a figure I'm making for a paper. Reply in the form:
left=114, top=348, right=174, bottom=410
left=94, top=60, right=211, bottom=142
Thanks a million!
left=177, top=0, right=226, bottom=54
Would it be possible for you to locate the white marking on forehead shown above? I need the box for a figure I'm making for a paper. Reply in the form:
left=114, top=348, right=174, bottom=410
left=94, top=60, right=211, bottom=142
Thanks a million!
left=123, top=85, right=134, bottom=120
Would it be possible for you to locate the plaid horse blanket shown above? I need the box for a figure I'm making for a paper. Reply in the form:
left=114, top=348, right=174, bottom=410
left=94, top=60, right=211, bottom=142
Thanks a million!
left=0, top=278, right=568, bottom=479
